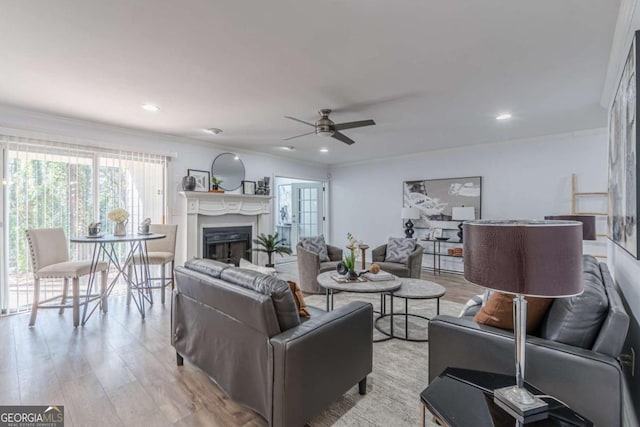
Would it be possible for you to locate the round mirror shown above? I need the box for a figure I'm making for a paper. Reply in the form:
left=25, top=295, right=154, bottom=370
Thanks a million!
left=211, top=153, right=245, bottom=191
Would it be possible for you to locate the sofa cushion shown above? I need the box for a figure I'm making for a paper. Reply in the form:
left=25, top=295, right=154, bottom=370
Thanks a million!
left=287, top=281, right=310, bottom=318
left=220, top=267, right=301, bottom=331
left=384, top=237, right=416, bottom=263
left=184, top=258, right=230, bottom=278
left=473, top=292, right=553, bottom=333
left=540, top=256, right=608, bottom=349
left=300, top=235, right=330, bottom=262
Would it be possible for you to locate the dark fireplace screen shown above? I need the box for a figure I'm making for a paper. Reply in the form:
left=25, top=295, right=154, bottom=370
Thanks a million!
left=202, top=226, right=252, bottom=266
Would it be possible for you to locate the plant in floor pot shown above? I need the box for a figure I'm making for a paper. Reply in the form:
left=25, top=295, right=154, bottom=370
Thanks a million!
left=249, top=232, right=292, bottom=267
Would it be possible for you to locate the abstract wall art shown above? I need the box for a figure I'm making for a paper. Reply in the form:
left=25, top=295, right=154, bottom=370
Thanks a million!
left=609, top=31, right=639, bottom=259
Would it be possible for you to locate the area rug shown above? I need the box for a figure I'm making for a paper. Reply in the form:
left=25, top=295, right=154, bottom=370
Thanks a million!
left=302, top=291, right=463, bottom=427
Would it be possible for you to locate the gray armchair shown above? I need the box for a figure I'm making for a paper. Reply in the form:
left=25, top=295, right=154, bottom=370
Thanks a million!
left=371, top=244, right=423, bottom=278
left=296, top=243, right=343, bottom=294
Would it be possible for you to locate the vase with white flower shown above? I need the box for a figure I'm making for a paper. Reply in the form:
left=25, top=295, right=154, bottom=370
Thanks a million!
left=108, top=208, right=130, bottom=236
left=337, top=233, right=360, bottom=280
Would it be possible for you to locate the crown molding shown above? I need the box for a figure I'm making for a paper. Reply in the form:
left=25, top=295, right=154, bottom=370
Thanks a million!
left=601, top=0, right=638, bottom=108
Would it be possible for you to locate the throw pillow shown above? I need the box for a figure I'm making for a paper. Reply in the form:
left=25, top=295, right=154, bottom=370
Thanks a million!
left=239, top=258, right=277, bottom=276
left=287, top=281, right=311, bottom=318
left=384, top=237, right=416, bottom=263
left=473, top=292, right=553, bottom=333
left=300, top=235, right=330, bottom=262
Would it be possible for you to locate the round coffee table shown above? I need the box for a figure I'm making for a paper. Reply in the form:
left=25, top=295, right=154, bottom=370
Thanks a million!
left=317, top=271, right=402, bottom=342
left=375, top=278, right=446, bottom=342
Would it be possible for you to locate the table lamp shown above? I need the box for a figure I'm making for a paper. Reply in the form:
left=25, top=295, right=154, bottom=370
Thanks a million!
left=463, top=220, right=583, bottom=418
left=401, top=207, right=421, bottom=238
left=544, top=215, right=596, bottom=240
left=452, top=206, right=475, bottom=242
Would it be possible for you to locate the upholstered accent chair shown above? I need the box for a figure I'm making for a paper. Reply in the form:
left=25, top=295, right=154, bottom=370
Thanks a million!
left=25, top=228, right=108, bottom=327
left=296, top=242, right=343, bottom=294
left=371, top=242, right=423, bottom=278
left=127, top=223, right=178, bottom=305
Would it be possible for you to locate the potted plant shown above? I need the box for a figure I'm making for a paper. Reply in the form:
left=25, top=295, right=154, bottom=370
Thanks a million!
left=211, top=176, right=223, bottom=190
left=249, top=232, right=292, bottom=267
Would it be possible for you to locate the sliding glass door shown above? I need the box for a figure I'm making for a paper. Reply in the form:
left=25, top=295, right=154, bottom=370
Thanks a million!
left=0, top=136, right=167, bottom=313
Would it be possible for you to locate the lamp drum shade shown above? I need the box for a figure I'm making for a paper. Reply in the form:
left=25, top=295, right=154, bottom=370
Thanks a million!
left=401, top=207, right=421, bottom=220
left=463, top=220, right=584, bottom=297
left=544, top=215, right=596, bottom=240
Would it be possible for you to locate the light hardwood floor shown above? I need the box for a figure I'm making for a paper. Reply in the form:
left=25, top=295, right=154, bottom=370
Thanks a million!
left=0, top=267, right=481, bottom=426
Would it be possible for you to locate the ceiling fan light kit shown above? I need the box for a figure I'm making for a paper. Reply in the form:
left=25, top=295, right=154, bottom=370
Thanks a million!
left=284, top=108, right=375, bottom=145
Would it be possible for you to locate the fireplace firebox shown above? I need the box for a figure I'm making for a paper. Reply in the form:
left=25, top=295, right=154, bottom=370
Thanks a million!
left=202, top=226, right=252, bottom=266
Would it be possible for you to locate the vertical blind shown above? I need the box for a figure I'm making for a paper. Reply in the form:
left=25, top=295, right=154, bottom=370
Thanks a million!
left=0, top=135, right=168, bottom=313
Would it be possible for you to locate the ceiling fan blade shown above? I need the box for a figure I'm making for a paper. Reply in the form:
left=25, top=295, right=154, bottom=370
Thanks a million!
left=284, top=131, right=315, bottom=141
left=332, top=132, right=356, bottom=145
left=284, top=116, right=315, bottom=127
left=333, top=119, right=376, bottom=131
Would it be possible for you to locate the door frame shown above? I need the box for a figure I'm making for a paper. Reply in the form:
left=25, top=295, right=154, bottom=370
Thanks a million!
left=274, top=175, right=330, bottom=249
left=0, top=144, right=6, bottom=313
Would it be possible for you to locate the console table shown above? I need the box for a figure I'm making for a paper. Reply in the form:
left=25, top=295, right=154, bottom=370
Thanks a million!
left=421, top=368, right=592, bottom=427
left=420, top=239, right=464, bottom=275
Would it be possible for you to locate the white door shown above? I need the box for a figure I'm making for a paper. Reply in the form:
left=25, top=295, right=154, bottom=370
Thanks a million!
left=290, top=182, right=324, bottom=248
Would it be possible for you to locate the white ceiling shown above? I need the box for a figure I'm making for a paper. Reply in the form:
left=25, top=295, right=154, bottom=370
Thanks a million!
left=0, top=0, right=620, bottom=165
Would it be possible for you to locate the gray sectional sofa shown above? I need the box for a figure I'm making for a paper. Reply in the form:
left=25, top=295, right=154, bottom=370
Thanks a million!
left=428, top=255, right=630, bottom=427
left=172, top=258, right=373, bottom=427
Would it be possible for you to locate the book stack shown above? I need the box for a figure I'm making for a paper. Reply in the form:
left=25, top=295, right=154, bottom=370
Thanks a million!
left=363, top=271, right=395, bottom=282
left=330, top=273, right=365, bottom=283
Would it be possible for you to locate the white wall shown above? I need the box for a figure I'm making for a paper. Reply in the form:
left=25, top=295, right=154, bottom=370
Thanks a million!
left=604, top=0, right=640, bottom=330
left=0, top=104, right=329, bottom=262
left=329, top=129, right=608, bottom=253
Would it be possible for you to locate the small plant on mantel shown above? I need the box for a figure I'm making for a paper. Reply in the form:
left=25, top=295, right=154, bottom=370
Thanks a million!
left=210, top=176, right=223, bottom=191
left=249, top=233, right=292, bottom=267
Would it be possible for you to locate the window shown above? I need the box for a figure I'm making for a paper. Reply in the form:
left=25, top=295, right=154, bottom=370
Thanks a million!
left=0, top=135, right=168, bottom=313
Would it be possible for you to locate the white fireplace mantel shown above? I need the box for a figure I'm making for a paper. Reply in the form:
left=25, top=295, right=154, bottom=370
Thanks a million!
left=179, top=191, right=273, bottom=262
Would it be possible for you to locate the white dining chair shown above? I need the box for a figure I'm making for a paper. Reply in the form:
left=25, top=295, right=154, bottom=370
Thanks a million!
left=25, top=228, right=108, bottom=327
left=127, top=223, right=178, bottom=305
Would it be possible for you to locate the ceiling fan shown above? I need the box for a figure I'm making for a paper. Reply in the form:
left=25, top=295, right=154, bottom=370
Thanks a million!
left=284, top=109, right=375, bottom=145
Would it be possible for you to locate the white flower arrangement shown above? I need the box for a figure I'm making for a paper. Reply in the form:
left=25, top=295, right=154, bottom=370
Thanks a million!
left=347, top=232, right=360, bottom=255
left=108, top=208, right=129, bottom=223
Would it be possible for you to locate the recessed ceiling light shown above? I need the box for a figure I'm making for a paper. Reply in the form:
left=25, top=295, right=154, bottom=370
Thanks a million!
left=280, top=146, right=295, bottom=151
left=496, top=113, right=512, bottom=120
left=141, top=103, right=160, bottom=112
left=234, top=155, right=240, bottom=160
left=320, top=148, right=329, bottom=153
left=204, top=128, right=223, bottom=135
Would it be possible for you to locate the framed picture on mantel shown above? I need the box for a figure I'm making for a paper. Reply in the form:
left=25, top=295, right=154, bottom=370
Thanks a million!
left=242, top=180, right=256, bottom=195
left=188, top=169, right=210, bottom=192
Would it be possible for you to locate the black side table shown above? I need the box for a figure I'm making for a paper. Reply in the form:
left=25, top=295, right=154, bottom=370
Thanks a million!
left=420, top=368, right=593, bottom=427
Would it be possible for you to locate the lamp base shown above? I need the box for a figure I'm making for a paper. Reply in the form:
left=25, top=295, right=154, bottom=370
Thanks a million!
left=404, top=219, right=415, bottom=238
left=494, top=386, right=548, bottom=419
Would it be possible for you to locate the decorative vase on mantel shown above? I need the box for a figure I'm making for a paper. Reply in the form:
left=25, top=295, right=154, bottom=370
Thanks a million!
left=114, top=220, right=128, bottom=236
